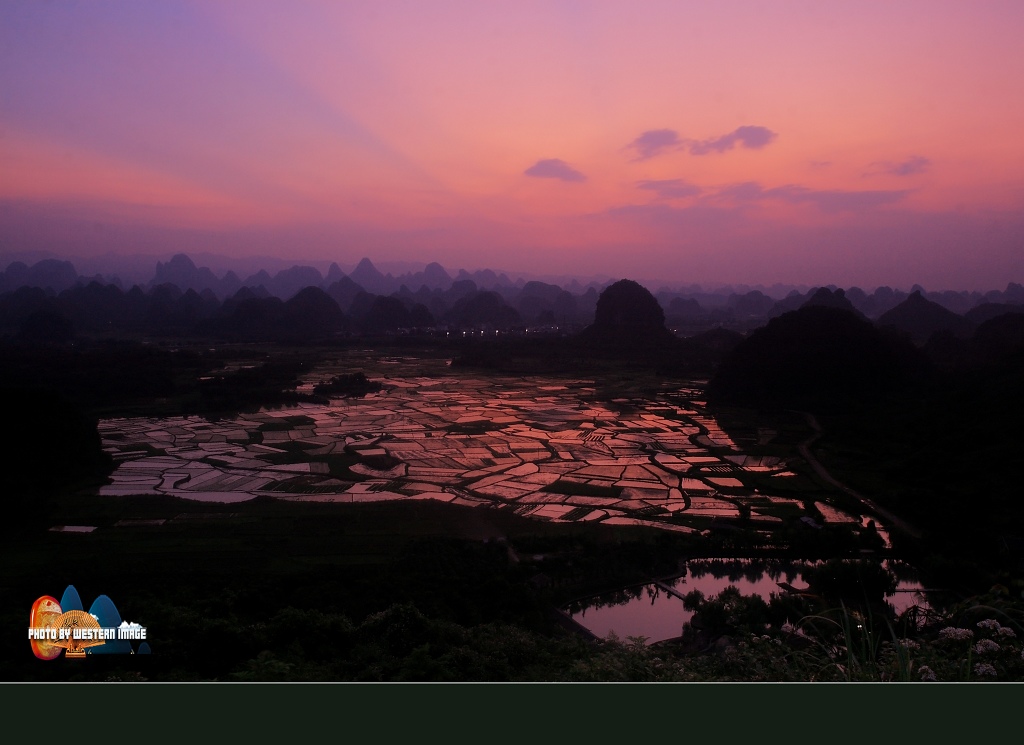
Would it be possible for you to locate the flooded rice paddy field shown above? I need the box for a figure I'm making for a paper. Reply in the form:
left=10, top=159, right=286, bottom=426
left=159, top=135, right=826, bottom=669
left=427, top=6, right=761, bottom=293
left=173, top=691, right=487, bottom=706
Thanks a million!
left=97, top=352, right=879, bottom=541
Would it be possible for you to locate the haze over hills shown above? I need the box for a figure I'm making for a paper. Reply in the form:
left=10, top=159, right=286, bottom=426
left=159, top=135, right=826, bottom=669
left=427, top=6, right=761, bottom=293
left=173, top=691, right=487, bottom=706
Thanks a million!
left=3, top=251, right=1023, bottom=380
left=2, top=250, right=1022, bottom=308
left=0, top=249, right=623, bottom=298
left=6, top=247, right=1023, bottom=303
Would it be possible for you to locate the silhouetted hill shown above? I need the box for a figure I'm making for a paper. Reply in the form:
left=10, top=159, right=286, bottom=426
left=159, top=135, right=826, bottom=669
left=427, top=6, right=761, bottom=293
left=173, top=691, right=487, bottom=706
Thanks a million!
left=706, top=305, right=931, bottom=411
left=219, top=286, right=261, bottom=314
left=0, top=261, right=31, bottom=293
left=359, top=295, right=408, bottom=334
left=666, top=296, right=703, bottom=320
left=728, top=290, right=775, bottom=318
left=924, top=289, right=982, bottom=316
left=0, top=259, right=80, bottom=294
left=201, top=285, right=345, bottom=341
left=661, top=327, right=746, bottom=376
left=964, top=302, right=1024, bottom=326
left=267, top=265, right=324, bottom=299
left=346, top=290, right=377, bottom=325
left=962, top=312, right=1024, bottom=369
left=144, top=283, right=220, bottom=335
left=389, top=261, right=453, bottom=292
left=925, top=310, right=1024, bottom=371
left=394, top=284, right=447, bottom=322
left=52, top=281, right=132, bottom=335
left=152, top=254, right=222, bottom=295
left=443, top=291, right=521, bottom=329
left=210, top=295, right=289, bottom=340
left=801, top=287, right=864, bottom=317
left=324, top=262, right=346, bottom=285
left=515, top=281, right=579, bottom=325
left=34, top=260, right=78, bottom=292
left=1, top=387, right=113, bottom=498
left=767, top=289, right=810, bottom=318
left=420, top=261, right=453, bottom=288
left=2, top=251, right=1022, bottom=345
left=283, top=286, right=348, bottom=337
left=685, top=326, right=745, bottom=357
left=17, top=306, right=76, bottom=345
left=349, top=258, right=390, bottom=295
left=577, top=279, right=676, bottom=348
left=408, top=302, right=435, bottom=328
left=455, top=267, right=513, bottom=289
left=325, top=276, right=367, bottom=314
left=359, top=295, right=432, bottom=334
left=445, top=279, right=478, bottom=303
left=832, top=286, right=907, bottom=319
left=241, top=269, right=274, bottom=291
left=0, top=286, right=49, bottom=334
left=1004, top=281, right=1024, bottom=303
left=877, top=290, right=975, bottom=344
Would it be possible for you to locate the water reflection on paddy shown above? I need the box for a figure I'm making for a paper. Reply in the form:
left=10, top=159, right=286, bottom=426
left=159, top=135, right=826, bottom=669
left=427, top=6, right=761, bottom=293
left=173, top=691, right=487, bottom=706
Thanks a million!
left=96, top=357, right=872, bottom=541
left=566, top=583, right=692, bottom=645
left=566, top=558, right=933, bottom=645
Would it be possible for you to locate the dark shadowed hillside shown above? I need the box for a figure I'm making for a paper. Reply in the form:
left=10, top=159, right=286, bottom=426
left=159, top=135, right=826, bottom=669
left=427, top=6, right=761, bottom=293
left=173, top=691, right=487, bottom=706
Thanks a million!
left=706, top=305, right=931, bottom=411
left=877, top=290, right=975, bottom=344
left=1, top=388, right=114, bottom=503
left=443, top=290, right=521, bottom=329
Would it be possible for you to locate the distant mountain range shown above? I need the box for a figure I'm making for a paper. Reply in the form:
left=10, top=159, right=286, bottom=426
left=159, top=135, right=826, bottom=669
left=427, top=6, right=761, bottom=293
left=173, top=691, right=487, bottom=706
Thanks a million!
left=1, top=252, right=1022, bottom=345
left=0, top=251, right=617, bottom=296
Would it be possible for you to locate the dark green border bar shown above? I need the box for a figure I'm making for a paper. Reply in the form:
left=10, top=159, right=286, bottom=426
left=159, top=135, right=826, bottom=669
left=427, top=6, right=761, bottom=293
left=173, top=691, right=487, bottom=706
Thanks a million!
left=3, top=681, right=1019, bottom=737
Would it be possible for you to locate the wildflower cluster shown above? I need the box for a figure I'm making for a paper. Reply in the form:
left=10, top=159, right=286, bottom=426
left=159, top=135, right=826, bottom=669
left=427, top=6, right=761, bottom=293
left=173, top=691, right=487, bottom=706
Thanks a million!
left=608, top=587, right=1024, bottom=682
left=974, top=639, right=1001, bottom=655
left=973, top=662, right=998, bottom=678
left=685, top=599, right=1024, bottom=682
left=898, top=612, right=1024, bottom=681
left=938, top=627, right=973, bottom=642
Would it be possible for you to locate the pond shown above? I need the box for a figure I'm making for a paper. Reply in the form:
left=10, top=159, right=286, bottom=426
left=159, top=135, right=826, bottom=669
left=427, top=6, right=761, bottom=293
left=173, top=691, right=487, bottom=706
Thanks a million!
left=564, top=558, right=935, bottom=645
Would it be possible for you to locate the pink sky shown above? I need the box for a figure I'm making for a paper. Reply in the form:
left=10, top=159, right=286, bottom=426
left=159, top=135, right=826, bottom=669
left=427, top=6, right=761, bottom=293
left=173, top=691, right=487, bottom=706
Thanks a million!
left=2, top=1, right=1022, bottom=290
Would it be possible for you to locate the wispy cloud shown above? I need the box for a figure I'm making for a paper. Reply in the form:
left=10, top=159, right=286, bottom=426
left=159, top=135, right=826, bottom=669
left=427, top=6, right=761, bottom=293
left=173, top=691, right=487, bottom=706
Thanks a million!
left=524, top=158, right=586, bottom=182
left=626, top=129, right=685, bottom=161
left=688, top=125, right=777, bottom=155
left=626, top=125, right=777, bottom=160
left=719, top=181, right=910, bottom=212
left=772, top=185, right=909, bottom=211
left=870, top=155, right=931, bottom=176
left=636, top=179, right=702, bottom=199
left=718, top=182, right=768, bottom=201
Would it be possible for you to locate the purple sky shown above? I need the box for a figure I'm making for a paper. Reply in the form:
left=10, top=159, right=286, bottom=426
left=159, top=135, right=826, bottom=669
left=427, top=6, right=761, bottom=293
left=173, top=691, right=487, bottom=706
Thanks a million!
left=2, top=1, right=1023, bottom=291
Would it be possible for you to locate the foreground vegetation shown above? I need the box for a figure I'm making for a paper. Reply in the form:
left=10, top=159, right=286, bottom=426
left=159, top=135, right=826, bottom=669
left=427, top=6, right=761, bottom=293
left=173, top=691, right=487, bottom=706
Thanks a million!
left=5, top=487, right=1023, bottom=682
left=577, top=589, right=1024, bottom=682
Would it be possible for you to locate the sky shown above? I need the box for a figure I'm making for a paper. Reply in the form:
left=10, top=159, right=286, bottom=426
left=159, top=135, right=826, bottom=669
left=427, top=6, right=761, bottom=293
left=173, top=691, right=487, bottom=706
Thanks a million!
left=1, top=0, right=1023, bottom=291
